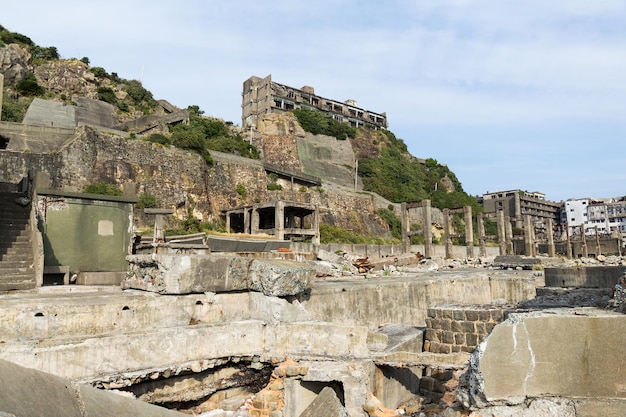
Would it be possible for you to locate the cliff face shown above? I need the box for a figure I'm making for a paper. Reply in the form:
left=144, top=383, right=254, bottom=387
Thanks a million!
left=0, top=43, right=31, bottom=84
left=2, top=126, right=391, bottom=236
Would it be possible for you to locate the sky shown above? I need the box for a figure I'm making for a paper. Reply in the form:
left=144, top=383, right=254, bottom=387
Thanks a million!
left=3, top=0, right=626, bottom=202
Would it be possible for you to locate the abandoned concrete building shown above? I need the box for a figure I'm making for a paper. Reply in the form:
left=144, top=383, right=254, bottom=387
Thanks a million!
left=479, top=189, right=561, bottom=229
left=241, top=74, right=388, bottom=131
left=223, top=200, right=320, bottom=245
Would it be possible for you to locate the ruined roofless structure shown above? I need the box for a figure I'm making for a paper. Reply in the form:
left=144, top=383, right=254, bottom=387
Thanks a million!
left=241, top=74, right=388, bottom=131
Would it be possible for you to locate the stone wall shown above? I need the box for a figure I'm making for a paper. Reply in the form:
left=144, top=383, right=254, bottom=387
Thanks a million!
left=1, top=126, right=392, bottom=235
left=424, top=305, right=506, bottom=354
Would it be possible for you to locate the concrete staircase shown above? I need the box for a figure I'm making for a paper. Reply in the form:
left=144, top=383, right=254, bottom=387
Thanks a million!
left=0, top=189, right=36, bottom=291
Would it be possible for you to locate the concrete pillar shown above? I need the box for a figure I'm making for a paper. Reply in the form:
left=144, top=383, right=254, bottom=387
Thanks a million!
left=251, top=206, right=259, bottom=235
left=505, top=217, right=514, bottom=255
left=595, top=226, right=602, bottom=257
left=401, top=202, right=409, bottom=254
left=514, top=192, right=522, bottom=227
left=524, top=216, right=533, bottom=257
left=144, top=209, right=174, bottom=246
left=423, top=200, right=433, bottom=258
left=477, top=212, right=487, bottom=257
left=312, top=206, right=320, bottom=245
left=546, top=218, right=555, bottom=257
left=443, top=209, right=453, bottom=259
left=0, top=73, right=3, bottom=122
left=225, top=212, right=231, bottom=233
left=244, top=208, right=251, bottom=234
left=566, top=224, right=573, bottom=259
left=464, top=206, right=474, bottom=258
left=497, top=210, right=506, bottom=256
left=276, top=200, right=285, bottom=240
left=581, top=225, right=588, bottom=257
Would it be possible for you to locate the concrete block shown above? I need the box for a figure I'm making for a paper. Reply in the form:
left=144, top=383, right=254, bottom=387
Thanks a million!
left=0, top=359, right=83, bottom=417
left=124, top=254, right=312, bottom=296
left=460, top=309, right=626, bottom=408
left=299, top=386, right=346, bottom=417
left=248, top=258, right=313, bottom=296
left=0, top=359, right=184, bottom=417
left=544, top=266, right=626, bottom=288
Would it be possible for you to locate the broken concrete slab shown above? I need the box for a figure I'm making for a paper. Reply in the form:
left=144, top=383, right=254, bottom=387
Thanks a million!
left=299, top=386, right=348, bottom=417
left=492, top=256, right=541, bottom=270
left=459, top=308, right=626, bottom=410
left=124, top=254, right=313, bottom=296
left=0, top=359, right=184, bottom=417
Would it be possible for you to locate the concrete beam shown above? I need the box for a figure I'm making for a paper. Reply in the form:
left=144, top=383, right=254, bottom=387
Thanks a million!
left=124, top=254, right=313, bottom=296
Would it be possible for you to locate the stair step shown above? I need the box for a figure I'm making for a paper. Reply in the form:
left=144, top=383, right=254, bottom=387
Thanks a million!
left=0, top=279, right=37, bottom=291
left=0, top=260, right=33, bottom=269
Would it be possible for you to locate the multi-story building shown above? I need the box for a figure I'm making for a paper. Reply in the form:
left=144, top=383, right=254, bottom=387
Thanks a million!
left=565, top=197, right=626, bottom=240
left=479, top=190, right=561, bottom=229
left=241, top=74, right=388, bottom=131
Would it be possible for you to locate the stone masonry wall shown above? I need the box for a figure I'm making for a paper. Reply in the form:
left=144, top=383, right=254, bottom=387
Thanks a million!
left=424, top=305, right=507, bottom=354
left=1, top=126, right=391, bottom=235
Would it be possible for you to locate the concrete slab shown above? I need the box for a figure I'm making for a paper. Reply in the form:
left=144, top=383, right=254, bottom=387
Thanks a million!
left=0, top=359, right=184, bottom=417
left=299, top=386, right=347, bottom=417
left=460, top=308, right=626, bottom=408
left=124, top=254, right=313, bottom=296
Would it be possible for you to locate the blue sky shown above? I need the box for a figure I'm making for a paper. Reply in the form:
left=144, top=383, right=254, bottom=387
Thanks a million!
left=3, top=0, right=626, bottom=202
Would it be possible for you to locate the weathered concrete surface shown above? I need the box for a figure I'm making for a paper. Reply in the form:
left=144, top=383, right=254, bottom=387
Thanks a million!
left=459, top=308, right=626, bottom=410
left=124, top=254, right=313, bottom=296
left=301, top=270, right=543, bottom=329
left=544, top=265, right=626, bottom=288
left=0, top=359, right=184, bottom=417
left=299, top=386, right=348, bottom=417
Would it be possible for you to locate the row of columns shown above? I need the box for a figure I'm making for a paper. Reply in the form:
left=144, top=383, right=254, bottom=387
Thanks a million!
left=400, top=201, right=562, bottom=259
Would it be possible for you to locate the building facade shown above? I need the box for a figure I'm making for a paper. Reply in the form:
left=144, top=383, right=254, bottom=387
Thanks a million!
left=242, top=74, right=388, bottom=131
left=480, top=190, right=561, bottom=229
left=564, top=197, right=626, bottom=241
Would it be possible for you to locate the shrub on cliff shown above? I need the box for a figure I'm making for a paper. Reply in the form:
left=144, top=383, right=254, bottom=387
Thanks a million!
left=15, top=73, right=45, bottom=96
left=83, top=181, right=123, bottom=196
left=292, top=108, right=356, bottom=140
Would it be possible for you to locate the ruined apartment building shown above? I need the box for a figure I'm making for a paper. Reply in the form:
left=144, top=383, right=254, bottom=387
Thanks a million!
left=480, top=189, right=562, bottom=228
left=241, top=74, right=388, bottom=131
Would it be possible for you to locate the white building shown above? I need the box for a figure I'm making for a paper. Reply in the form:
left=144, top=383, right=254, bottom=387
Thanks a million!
left=563, top=197, right=626, bottom=243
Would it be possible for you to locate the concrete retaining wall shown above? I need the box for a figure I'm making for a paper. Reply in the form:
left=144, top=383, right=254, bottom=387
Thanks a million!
left=544, top=265, right=626, bottom=288
left=301, top=270, right=543, bottom=329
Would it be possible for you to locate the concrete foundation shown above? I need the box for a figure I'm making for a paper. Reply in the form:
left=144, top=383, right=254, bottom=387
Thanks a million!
left=544, top=265, right=626, bottom=288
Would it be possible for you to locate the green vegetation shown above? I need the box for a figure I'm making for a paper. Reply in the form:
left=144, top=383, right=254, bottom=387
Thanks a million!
left=376, top=208, right=402, bottom=239
left=96, top=86, right=117, bottom=104
left=83, top=181, right=123, bottom=196
left=0, top=25, right=58, bottom=62
left=267, top=183, right=283, bottom=191
left=15, top=72, right=44, bottom=96
left=320, top=223, right=399, bottom=245
left=165, top=209, right=225, bottom=235
left=136, top=192, right=159, bottom=209
left=145, top=133, right=170, bottom=145
left=167, top=108, right=259, bottom=164
left=235, top=183, right=247, bottom=198
left=292, top=108, right=356, bottom=140
left=358, top=131, right=481, bottom=211
left=0, top=90, right=31, bottom=122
